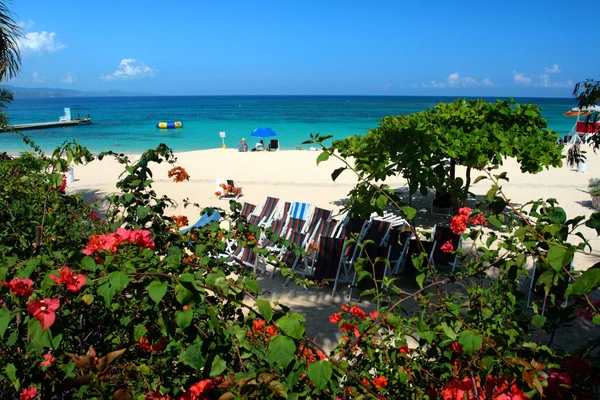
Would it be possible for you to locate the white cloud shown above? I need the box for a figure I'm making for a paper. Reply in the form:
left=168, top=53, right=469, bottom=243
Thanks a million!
left=18, top=31, right=67, bottom=55
left=421, top=72, right=494, bottom=88
left=544, top=64, right=561, bottom=74
left=513, top=71, right=532, bottom=85
left=537, top=73, right=574, bottom=88
left=32, top=72, right=45, bottom=83
left=100, top=59, right=155, bottom=80
left=61, top=73, right=77, bottom=83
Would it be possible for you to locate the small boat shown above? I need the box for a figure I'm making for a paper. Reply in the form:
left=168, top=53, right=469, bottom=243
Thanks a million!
left=156, top=121, right=183, bottom=129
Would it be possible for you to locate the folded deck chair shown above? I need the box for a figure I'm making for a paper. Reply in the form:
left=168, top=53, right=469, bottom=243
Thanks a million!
left=305, top=207, right=333, bottom=234
left=331, top=217, right=371, bottom=296
left=268, top=139, right=279, bottom=151
left=252, top=196, right=280, bottom=227
left=349, top=219, right=394, bottom=298
left=181, top=210, right=222, bottom=233
left=289, top=201, right=311, bottom=222
left=388, top=225, right=414, bottom=276
left=431, top=226, right=462, bottom=273
left=240, top=202, right=257, bottom=219
left=273, top=229, right=306, bottom=279
left=216, top=178, right=243, bottom=200
left=527, top=258, right=574, bottom=308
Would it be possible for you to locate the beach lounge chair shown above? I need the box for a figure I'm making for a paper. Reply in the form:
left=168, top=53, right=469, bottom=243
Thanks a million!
left=240, top=202, right=257, bottom=219
left=388, top=225, right=414, bottom=276
left=288, top=201, right=311, bottom=222
left=268, top=139, right=279, bottom=151
left=305, top=207, right=333, bottom=236
left=526, top=258, right=574, bottom=308
left=181, top=210, right=222, bottom=233
left=431, top=226, right=463, bottom=273
left=252, top=196, right=280, bottom=227
left=274, top=201, right=291, bottom=223
left=330, top=217, right=371, bottom=295
left=216, top=178, right=243, bottom=200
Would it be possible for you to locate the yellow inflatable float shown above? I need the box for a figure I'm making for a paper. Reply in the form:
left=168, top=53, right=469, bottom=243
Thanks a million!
left=156, top=121, right=183, bottom=129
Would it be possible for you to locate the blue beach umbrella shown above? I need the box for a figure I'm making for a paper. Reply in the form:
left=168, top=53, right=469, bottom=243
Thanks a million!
left=250, top=127, right=278, bottom=138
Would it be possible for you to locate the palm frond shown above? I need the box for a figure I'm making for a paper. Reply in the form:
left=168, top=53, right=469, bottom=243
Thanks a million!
left=0, top=1, right=22, bottom=81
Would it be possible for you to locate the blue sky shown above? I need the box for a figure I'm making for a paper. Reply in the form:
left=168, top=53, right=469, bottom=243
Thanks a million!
left=8, top=0, right=597, bottom=96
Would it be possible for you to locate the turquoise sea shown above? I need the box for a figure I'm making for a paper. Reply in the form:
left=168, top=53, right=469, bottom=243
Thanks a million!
left=0, top=96, right=579, bottom=154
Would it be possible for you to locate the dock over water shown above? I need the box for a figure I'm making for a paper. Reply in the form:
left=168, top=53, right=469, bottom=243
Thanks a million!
left=7, top=120, right=91, bottom=131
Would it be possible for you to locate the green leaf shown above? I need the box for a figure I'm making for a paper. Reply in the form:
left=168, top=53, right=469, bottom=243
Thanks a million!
left=175, top=283, right=194, bottom=305
left=97, top=282, right=116, bottom=307
left=182, top=342, right=206, bottom=370
left=316, top=151, right=329, bottom=165
left=133, top=324, right=147, bottom=342
left=147, top=280, right=168, bottom=304
left=487, top=215, right=502, bottom=230
left=402, top=206, right=417, bottom=220
left=267, top=335, right=295, bottom=368
left=307, top=360, right=332, bottom=392
left=547, top=244, right=571, bottom=272
left=531, top=314, right=546, bottom=328
left=375, top=195, right=388, bottom=211
left=415, top=272, right=425, bottom=289
left=136, top=206, right=150, bottom=220
left=331, top=167, right=345, bottom=182
left=0, top=308, right=12, bottom=338
left=108, top=271, right=130, bottom=292
left=441, top=322, right=457, bottom=340
left=28, top=319, right=52, bottom=348
left=565, top=268, right=600, bottom=296
left=80, top=256, right=97, bottom=271
left=458, top=330, right=483, bottom=355
left=255, top=300, right=273, bottom=323
left=385, top=313, right=402, bottom=329
left=593, top=315, right=600, bottom=325
left=175, top=308, right=193, bottom=329
left=275, top=313, right=306, bottom=339
left=5, top=363, right=19, bottom=390
left=549, top=208, right=567, bottom=224
left=210, top=355, right=227, bottom=377
left=585, top=212, right=600, bottom=235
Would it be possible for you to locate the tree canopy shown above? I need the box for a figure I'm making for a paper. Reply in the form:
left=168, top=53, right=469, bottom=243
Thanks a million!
left=328, top=98, right=563, bottom=214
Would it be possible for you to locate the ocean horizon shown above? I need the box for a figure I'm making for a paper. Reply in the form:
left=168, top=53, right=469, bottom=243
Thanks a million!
left=0, top=95, right=580, bottom=154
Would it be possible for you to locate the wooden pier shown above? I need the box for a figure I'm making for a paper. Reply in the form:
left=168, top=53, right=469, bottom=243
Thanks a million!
left=4, top=118, right=92, bottom=131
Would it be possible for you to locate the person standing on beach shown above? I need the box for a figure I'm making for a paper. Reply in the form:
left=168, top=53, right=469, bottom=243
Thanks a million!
left=237, top=138, right=248, bottom=152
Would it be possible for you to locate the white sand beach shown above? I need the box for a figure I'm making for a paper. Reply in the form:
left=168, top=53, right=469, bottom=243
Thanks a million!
left=66, top=144, right=600, bottom=352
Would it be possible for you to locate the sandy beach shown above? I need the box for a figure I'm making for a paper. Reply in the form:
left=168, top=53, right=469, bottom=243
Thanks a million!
left=66, top=144, right=600, bottom=351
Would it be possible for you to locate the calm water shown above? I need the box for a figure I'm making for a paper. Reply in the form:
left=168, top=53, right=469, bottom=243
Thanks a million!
left=0, top=96, right=579, bottom=154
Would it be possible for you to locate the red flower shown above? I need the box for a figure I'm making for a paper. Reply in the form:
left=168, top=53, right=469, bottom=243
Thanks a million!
left=27, top=298, right=60, bottom=329
left=83, top=229, right=155, bottom=255
left=329, top=313, right=342, bottom=324
left=458, top=207, right=472, bottom=217
left=40, top=352, right=55, bottom=367
left=449, top=341, right=463, bottom=354
left=89, top=209, right=100, bottom=221
left=545, top=369, right=572, bottom=399
left=20, top=387, right=37, bottom=400
left=253, top=319, right=266, bottom=335
left=2, top=278, right=34, bottom=299
left=370, top=310, right=380, bottom=319
left=450, top=215, right=468, bottom=235
left=350, top=305, right=367, bottom=319
left=180, top=379, right=213, bottom=400
left=441, top=240, right=454, bottom=253
left=362, top=378, right=370, bottom=387
left=317, top=350, right=326, bottom=360
left=266, top=325, right=278, bottom=337
left=470, top=214, right=487, bottom=226
left=50, top=267, right=86, bottom=292
left=373, top=376, right=388, bottom=388
left=399, top=346, right=410, bottom=354
left=341, top=304, right=348, bottom=312
left=340, top=323, right=355, bottom=333
left=441, top=376, right=476, bottom=400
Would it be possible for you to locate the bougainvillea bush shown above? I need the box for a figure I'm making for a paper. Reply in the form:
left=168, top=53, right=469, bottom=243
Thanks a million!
left=1, top=132, right=600, bottom=399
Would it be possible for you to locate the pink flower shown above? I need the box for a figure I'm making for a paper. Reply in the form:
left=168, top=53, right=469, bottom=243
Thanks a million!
left=129, top=229, right=155, bottom=249
left=441, top=240, right=454, bottom=253
left=40, top=352, right=55, bottom=367
left=50, top=267, right=86, bottom=292
left=20, top=387, right=37, bottom=400
left=27, top=298, right=60, bottom=330
left=2, top=278, right=34, bottom=299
